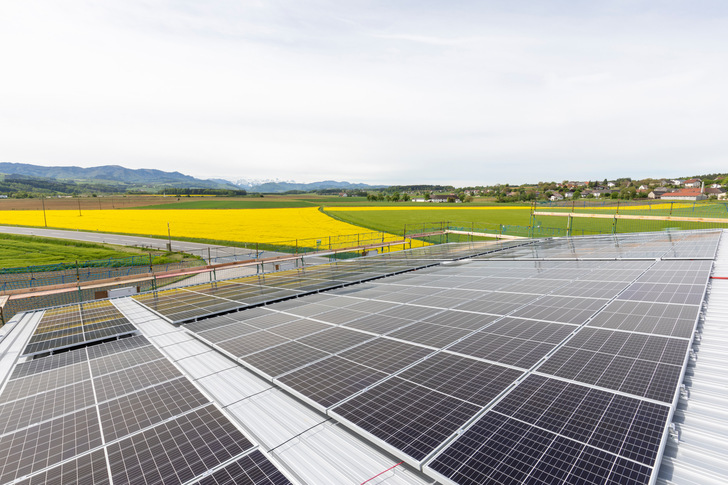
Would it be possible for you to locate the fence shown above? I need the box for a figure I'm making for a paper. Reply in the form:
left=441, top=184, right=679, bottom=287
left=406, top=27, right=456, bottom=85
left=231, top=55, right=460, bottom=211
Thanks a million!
left=0, top=229, right=423, bottom=322
left=538, top=199, right=728, bottom=218
left=530, top=201, right=728, bottom=236
left=198, top=231, right=426, bottom=256
left=0, top=257, right=205, bottom=292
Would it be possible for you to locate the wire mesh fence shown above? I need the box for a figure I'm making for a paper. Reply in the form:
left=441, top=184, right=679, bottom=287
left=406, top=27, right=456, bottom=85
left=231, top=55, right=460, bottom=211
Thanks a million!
left=0, top=259, right=205, bottom=292
left=531, top=201, right=728, bottom=236
left=0, top=229, right=422, bottom=323
left=537, top=199, right=728, bottom=218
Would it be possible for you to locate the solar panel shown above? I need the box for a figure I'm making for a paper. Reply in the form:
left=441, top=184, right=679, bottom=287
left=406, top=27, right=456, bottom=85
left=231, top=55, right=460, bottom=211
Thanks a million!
left=240, top=341, right=329, bottom=378
left=427, top=374, right=670, bottom=485
left=397, top=353, right=523, bottom=406
left=586, top=300, right=700, bottom=338
left=10, top=346, right=88, bottom=379
left=337, top=338, right=433, bottom=374
left=509, top=296, right=608, bottom=324
left=107, top=405, right=253, bottom=485
left=22, top=301, right=138, bottom=356
left=447, top=332, right=558, bottom=369
left=277, top=356, right=389, bottom=409
left=330, top=376, right=481, bottom=463
left=1, top=361, right=90, bottom=402
left=387, top=322, right=472, bottom=348
left=341, top=313, right=413, bottom=334
left=190, top=450, right=292, bottom=485
left=93, top=358, right=182, bottom=402
left=0, top=311, right=293, bottom=485
left=0, top=380, right=95, bottom=436
left=13, top=449, right=110, bottom=485
left=267, top=319, right=332, bottom=340
left=132, top=252, right=444, bottom=324
left=296, top=327, right=374, bottom=354
left=0, top=407, right=102, bottom=484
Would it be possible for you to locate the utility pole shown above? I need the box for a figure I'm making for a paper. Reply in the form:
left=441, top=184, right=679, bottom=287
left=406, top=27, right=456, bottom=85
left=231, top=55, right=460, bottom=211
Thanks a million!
left=167, top=223, right=172, bottom=252
left=41, top=197, right=47, bottom=227
left=77, top=197, right=82, bottom=216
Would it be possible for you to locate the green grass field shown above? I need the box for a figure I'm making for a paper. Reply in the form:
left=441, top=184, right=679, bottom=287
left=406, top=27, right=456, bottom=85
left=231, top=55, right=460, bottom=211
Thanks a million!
left=0, top=233, right=197, bottom=269
left=322, top=207, right=534, bottom=234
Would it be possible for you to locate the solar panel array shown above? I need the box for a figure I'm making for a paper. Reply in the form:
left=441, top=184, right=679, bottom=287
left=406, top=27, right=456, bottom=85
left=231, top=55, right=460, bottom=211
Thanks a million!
left=23, top=300, right=137, bottom=356
left=180, top=230, right=720, bottom=484
left=133, top=240, right=524, bottom=324
left=1, top=329, right=291, bottom=484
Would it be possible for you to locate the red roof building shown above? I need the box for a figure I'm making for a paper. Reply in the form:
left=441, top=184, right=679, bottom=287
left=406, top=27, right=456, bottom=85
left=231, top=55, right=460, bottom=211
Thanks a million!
left=660, top=188, right=707, bottom=201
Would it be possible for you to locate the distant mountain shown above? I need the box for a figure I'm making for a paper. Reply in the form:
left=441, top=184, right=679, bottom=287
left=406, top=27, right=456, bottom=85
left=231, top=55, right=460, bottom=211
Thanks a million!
left=223, top=178, right=293, bottom=190
left=0, top=162, right=240, bottom=191
left=248, top=180, right=386, bottom=193
left=0, top=162, right=387, bottom=195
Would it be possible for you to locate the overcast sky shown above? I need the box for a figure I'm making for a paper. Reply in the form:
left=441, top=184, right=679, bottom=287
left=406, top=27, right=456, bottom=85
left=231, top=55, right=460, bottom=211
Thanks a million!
left=1, top=1, right=727, bottom=186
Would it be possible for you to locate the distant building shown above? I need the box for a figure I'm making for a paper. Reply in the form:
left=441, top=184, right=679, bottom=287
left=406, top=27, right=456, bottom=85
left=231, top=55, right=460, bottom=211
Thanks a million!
left=648, top=187, right=670, bottom=199
left=661, top=188, right=707, bottom=201
left=683, top=178, right=702, bottom=188
left=431, top=194, right=459, bottom=203
left=704, top=187, right=727, bottom=199
left=550, top=193, right=564, bottom=201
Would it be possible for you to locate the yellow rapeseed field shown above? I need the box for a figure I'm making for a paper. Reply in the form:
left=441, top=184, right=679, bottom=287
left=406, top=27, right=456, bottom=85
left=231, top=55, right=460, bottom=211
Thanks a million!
left=0, top=208, right=406, bottom=247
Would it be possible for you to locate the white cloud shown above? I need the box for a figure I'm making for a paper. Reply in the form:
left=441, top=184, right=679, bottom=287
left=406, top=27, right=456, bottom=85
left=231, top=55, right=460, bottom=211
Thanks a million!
left=1, top=1, right=727, bottom=185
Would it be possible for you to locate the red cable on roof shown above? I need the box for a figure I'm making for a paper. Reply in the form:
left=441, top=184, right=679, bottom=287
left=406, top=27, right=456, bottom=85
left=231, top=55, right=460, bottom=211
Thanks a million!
left=360, top=461, right=405, bottom=485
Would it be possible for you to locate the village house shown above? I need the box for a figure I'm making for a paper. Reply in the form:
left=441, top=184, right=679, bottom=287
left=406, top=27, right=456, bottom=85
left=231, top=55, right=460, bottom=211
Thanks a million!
left=683, top=178, right=702, bottom=188
left=648, top=187, right=671, bottom=199
left=704, top=187, right=727, bottom=199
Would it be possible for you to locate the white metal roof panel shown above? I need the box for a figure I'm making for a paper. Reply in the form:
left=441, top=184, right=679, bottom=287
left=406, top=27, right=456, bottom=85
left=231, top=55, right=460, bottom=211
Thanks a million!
left=197, top=367, right=271, bottom=406
left=657, top=232, right=728, bottom=485
left=274, top=421, right=430, bottom=485
left=227, top=387, right=327, bottom=450
left=162, top=338, right=211, bottom=361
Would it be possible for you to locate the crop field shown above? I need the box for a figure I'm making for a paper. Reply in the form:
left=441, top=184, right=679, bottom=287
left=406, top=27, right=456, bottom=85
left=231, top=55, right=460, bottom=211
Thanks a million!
left=0, top=207, right=424, bottom=250
left=324, top=206, right=534, bottom=234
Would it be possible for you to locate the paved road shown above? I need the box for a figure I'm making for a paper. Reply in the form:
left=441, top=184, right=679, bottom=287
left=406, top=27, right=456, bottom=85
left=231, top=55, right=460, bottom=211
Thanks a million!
left=0, top=226, right=329, bottom=265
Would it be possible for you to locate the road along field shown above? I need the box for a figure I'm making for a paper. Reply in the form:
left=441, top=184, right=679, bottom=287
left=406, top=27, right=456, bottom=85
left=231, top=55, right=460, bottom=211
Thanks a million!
left=0, top=207, right=424, bottom=250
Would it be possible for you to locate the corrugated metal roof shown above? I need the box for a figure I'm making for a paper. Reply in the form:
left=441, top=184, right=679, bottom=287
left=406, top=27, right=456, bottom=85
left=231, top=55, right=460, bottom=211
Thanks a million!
left=657, top=232, right=728, bottom=485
